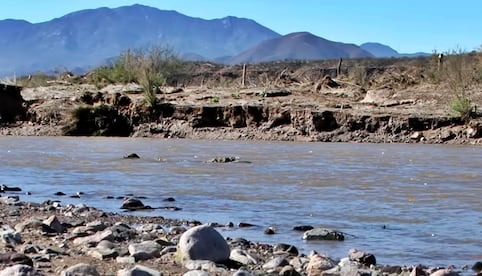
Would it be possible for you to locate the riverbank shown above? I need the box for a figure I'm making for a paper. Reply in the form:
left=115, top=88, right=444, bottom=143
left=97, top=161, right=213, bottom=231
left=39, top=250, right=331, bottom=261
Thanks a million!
left=0, top=195, right=479, bottom=275
left=1, top=80, right=482, bottom=145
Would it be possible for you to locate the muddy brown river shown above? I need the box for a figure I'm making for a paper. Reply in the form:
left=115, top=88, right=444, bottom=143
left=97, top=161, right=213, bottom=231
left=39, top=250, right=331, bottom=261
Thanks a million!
left=1, top=137, right=480, bottom=268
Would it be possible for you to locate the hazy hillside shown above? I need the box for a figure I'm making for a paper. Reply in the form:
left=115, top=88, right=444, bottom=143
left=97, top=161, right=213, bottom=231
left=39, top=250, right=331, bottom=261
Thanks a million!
left=360, top=42, right=430, bottom=58
left=229, top=32, right=373, bottom=64
left=360, top=42, right=400, bottom=58
left=0, top=4, right=280, bottom=76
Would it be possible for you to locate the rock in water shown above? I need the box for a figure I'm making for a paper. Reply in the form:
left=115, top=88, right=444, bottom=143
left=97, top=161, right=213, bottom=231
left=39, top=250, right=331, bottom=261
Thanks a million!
left=123, top=153, right=140, bottom=159
left=210, top=156, right=237, bottom=163
left=302, top=228, right=345, bottom=241
left=121, top=198, right=151, bottom=210
left=177, top=224, right=230, bottom=263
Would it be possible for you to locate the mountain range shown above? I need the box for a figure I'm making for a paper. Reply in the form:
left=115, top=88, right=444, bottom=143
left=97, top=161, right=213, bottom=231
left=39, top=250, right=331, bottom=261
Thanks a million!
left=0, top=4, right=428, bottom=77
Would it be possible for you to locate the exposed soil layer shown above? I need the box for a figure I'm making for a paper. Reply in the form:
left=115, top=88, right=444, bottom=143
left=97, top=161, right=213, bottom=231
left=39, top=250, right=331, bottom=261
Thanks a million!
left=1, top=59, right=482, bottom=144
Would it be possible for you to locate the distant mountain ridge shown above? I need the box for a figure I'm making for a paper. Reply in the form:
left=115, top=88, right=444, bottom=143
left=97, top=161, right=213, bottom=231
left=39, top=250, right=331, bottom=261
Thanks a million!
left=0, top=4, right=428, bottom=76
left=0, top=4, right=279, bottom=76
left=229, top=32, right=373, bottom=64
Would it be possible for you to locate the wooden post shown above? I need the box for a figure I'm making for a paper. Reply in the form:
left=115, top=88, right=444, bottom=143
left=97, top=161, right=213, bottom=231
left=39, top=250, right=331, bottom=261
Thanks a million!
left=241, top=64, right=247, bottom=87
left=337, top=58, right=343, bottom=77
left=437, top=53, right=444, bottom=71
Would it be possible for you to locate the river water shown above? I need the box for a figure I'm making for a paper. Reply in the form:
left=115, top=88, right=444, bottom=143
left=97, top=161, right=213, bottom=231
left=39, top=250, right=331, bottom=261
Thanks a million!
left=0, top=137, right=480, bottom=268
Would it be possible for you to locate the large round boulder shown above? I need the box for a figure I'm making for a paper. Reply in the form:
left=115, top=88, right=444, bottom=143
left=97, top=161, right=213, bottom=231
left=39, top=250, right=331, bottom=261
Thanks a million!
left=177, top=225, right=230, bottom=263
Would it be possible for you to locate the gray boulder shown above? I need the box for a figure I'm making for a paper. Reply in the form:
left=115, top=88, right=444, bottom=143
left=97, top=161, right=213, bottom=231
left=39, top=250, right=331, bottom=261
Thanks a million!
left=117, top=265, right=161, bottom=276
left=348, top=248, right=376, bottom=266
left=230, top=248, right=258, bottom=265
left=0, top=264, right=41, bottom=276
left=61, top=263, right=100, bottom=276
left=128, top=240, right=162, bottom=261
left=177, top=225, right=230, bottom=263
left=262, top=256, right=289, bottom=270
left=43, top=215, right=65, bottom=233
left=306, top=253, right=337, bottom=275
left=302, top=228, right=344, bottom=241
left=73, top=229, right=114, bottom=246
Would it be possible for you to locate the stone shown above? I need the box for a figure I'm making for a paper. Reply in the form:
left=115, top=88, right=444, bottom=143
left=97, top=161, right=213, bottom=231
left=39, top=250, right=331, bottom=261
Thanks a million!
left=0, top=252, right=33, bottom=267
left=306, top=253, right=336, bottom=275
left=410, top=131, right=424, bottom=141
left=473, top=261, right=482, bottom=273
left=264, top=226, right=276, bottom=235
left=0, top=264, right=41, bottom=276
left=160, top=246, right=177, bottom=256
left=293, top=225, right=314, bottom=231
left=177, top=225, right=230, bottom=263
left=117, top=265, right=161, bottom=276
left=232, top=269, right=254, bottom=276
left=116, top=256, right=136, bottom=264
left=209, top=156, right=237, bottom=163
left=123, top=153, right=140, bottom=159
left=121, top=198, right=152, bottom=210
left=183, top=260, right=218, bottom=271
left=73, top=229, right=114, bottom=246
left=230, top=248, right=258, bottom=265
left=273, top=243, right=299, bottom=256
left=128, top=240, right=162, bottom=261
left=1, top=229, right=22, bottom=245
left=429, top=268, right=460, bottom=276
left=136, top=223, right=164, bottom=233
left=348, top=248, right=376, bottom=266
left=262, top=256, right=289, bottom=270
left=86, top=220, right=109, bottom=231
left=279, top=265, right=301, bottom=276
left=15, top=218, right=44, bottom=232
left=302, top=228, right=345, bottom=241
left=96, top=240, right=115, bottom=250
left=183, top=271, right=210, bottom=276
left=43, top=215, right=65, bottom=233
left=88, top=248, right=118, bottom=260
left=61, top=263, right=100, bottom=276
left=238, top=222, right=256, bottom=228
left=0, top=184, right=22, bottom=192
left=169, top=226, right=187, bottom=235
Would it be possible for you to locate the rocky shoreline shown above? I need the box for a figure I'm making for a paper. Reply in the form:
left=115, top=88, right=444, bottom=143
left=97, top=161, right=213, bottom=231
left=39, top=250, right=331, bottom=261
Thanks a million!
left=1, top=194, right=480, bottom=276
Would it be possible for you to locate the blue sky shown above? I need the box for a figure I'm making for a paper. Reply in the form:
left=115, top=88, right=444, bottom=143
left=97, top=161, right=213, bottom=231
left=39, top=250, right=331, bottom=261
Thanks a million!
left=1, top=0, right=481, bottom=54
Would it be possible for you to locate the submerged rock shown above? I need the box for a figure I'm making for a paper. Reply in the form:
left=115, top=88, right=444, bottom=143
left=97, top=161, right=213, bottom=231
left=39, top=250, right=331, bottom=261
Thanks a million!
left=121, top=198, right=152, bottom=210
left=123, top=153, right=140, bottom=159
left=302, top=228, right=345, bottom=241
left=210, top=156, right=237, bottom=163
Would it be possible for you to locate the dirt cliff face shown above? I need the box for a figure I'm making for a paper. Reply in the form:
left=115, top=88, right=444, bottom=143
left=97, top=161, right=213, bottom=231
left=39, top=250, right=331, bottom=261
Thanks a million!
left=2, top=56, right=482, bottom=144
left=0, top=84, right=25, bottom=123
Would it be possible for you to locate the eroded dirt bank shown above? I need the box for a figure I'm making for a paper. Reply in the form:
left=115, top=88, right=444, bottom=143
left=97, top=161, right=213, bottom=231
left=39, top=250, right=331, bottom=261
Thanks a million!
left=1, top=81, right=481, bottom=145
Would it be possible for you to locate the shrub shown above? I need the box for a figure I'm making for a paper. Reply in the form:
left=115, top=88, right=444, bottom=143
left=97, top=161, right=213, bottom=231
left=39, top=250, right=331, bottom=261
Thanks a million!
left=89, top=46, right=183, bottom=108
left=450, top=96, right=473, bottom=122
